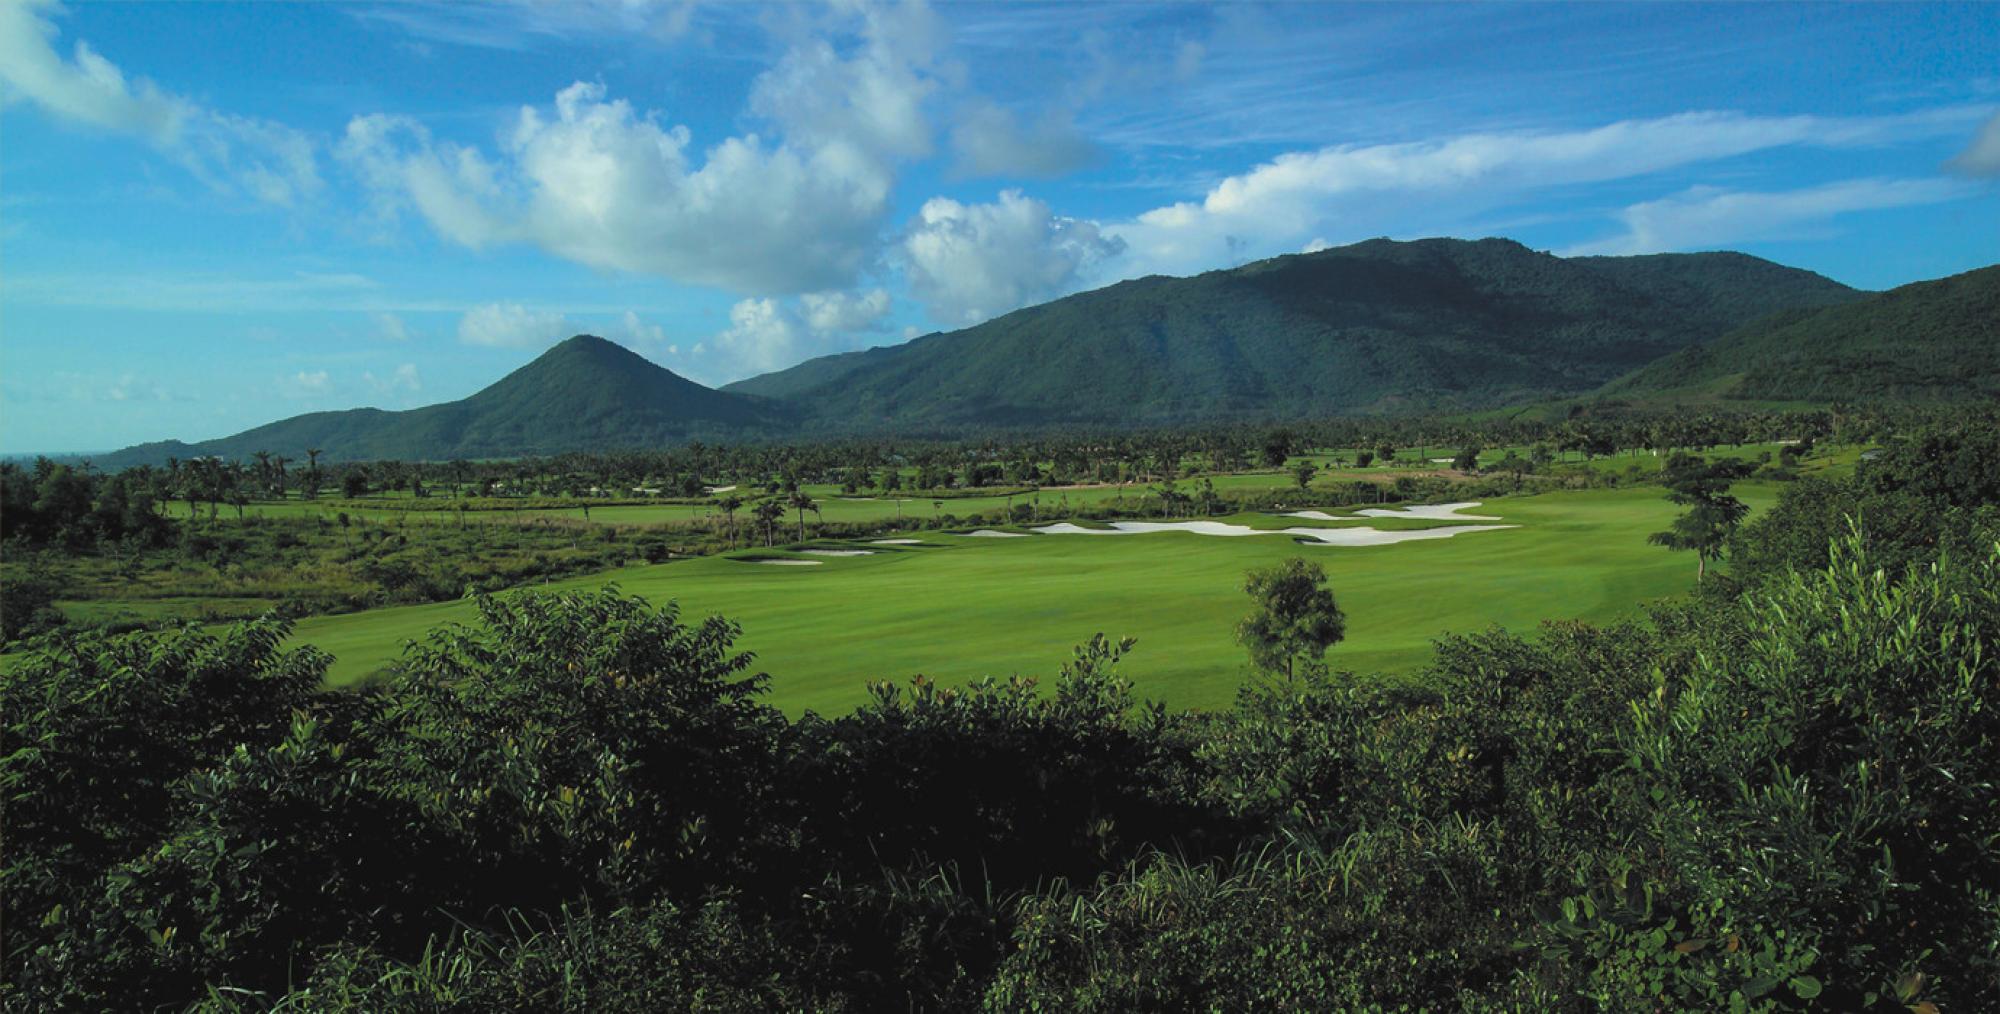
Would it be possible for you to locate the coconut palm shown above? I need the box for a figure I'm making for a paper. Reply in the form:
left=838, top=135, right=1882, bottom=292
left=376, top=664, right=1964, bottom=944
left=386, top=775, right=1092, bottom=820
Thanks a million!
left=718, top=494, right=744, bottom=548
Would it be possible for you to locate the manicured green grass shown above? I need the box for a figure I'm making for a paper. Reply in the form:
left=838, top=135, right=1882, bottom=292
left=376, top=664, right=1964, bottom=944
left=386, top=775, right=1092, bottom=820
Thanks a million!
left=280, top=484, right=1774, bottom=715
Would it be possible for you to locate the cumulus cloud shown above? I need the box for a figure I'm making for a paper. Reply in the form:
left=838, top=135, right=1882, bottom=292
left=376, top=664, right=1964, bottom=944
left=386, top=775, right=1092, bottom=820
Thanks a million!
left=288, top=370, right=333, bottom=395
left=457, top=303, right=574, bottom=348
left=802, top=288, right=893, bottom=333
left=750, top=1, right=941, bottom=165
left=0, top=0, right=320, bottom=205
left=609, top=310, right=671, bottom=353
left=1947, top=112, right=2000, bottom=176
left=710, top=288, right=892, bottom=377
left=1566, top=178, right=1974, bottom=256
left=1110, top=108, right=1990, bottom=276
left=901, top=191, right=1123, bottom=325
left=340, top=5, right=948, bottom=295
left=950, top=100, right=1097, bottom=178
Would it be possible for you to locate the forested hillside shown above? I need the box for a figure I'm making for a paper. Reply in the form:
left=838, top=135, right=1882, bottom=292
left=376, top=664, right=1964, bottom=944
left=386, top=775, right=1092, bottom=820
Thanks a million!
left=1602, top=264, right=2000, bottom=404
left=729, top=237, right=1859, bottom=429
left=96, top=337, right=791, bottom=467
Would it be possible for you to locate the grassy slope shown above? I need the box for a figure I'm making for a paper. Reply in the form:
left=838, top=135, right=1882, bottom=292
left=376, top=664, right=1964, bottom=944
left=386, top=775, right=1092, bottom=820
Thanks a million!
left=282, top=484, right=1776, bottom=714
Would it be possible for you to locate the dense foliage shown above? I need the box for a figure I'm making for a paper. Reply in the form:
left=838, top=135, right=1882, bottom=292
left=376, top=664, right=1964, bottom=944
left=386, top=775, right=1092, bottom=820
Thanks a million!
left=729, top=238, right=1857, bottom=431
left=7, top=435, right=1997, bottom=1008
left=1604, top=263, right=2000, bottom=404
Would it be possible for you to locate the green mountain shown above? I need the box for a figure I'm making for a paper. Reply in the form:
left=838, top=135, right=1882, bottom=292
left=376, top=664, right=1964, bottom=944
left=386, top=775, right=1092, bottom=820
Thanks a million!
left=1601, top=264, right=2000, bottom=404
left=97, top=336, right=788, bottom=467
left=726, top=237, right=1861, bottom=430
left=89, top=238, right=1895, bottom=466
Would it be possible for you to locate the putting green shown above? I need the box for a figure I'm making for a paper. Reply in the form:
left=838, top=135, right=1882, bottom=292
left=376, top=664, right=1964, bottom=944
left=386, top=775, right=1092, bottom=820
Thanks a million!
left=284, top=484, right=1773, bottom=715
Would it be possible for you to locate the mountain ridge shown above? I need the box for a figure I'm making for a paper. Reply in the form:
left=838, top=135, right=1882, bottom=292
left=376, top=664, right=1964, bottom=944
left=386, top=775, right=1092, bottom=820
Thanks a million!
left=1599, top=263, right=2000, bottom=404
left=727, top=236, right=1863, bottom=430
left=93, top=336, right=790, bottom=468
left=86, top=236, right=1928, bottom=467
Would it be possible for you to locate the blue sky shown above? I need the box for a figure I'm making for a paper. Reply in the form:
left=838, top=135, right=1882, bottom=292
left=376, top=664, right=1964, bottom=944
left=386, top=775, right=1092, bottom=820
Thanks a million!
left=2, top=0, right=1996, bottom=454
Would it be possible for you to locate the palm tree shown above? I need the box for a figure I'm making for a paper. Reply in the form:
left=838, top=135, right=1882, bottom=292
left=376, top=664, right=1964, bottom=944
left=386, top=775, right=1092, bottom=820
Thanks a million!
left=719, top=494, right=744, bottom=548
left=790, top=492, right=817, bottom=543
left=303, top=448, right=323, bottom=499
left=753, top=500, right=785, bottom=547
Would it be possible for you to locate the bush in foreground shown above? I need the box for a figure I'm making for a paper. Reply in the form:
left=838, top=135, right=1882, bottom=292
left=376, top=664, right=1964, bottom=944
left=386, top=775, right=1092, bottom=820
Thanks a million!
left=5, top=538, right=1997, bottom=1010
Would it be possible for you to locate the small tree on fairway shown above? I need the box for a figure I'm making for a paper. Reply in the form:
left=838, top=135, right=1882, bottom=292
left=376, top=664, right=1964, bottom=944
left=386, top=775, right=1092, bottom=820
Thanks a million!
left=1291, top=459, right=1317, bottom=493
left=1236, top=558, right=1346, bottom=678
left=1649, top=453, right=1755, bottom=583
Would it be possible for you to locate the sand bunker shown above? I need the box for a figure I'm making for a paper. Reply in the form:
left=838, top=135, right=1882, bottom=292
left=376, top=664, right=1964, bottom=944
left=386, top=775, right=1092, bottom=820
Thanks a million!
left=749, top=558, right=822, bottom=566
left=1029, top=519, right=1515, bottom=546
left=870, top=538, right=922, bottom=545
left=1280, top=510, right=1350, bottom=522
left=705, top=485, right=738, bottom=494
left=798, top=548, right=873, bottom=557
left=1354, top=501, right=1501, bottom=521
left=960, top=530, right=1031, bottom=538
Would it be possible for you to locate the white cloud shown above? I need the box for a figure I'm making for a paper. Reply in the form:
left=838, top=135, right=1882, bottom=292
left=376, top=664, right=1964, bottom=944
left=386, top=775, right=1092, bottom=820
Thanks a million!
left=1566, top=178, right=1975, bottom=256
left=710, top=298, right=812, bottom=378
left=901, top=190, right=1123, bottom=325
left=341, top=81, right=894, bottom=294
left=0, top=0, right=320, bottom=205
left=339, top=5, right=948, bottom=295
left=950, top=100, right=1096, bottom=178
left=290, top=370, right=332, bottom=394
left=802, top=287, right=892, bottom=333
left=709, top=288, right=892, bottom=377
left=1109, top=107, right=1992, bottom=276
left=457, top=303, right=574, bottom=348
left=1948, top=112, right=2000, bottom=177
left=610, top=310, right=668, bottom=349
left=750, top=1, right=941, bottom=166
left=1301, top=237, right=1331, bottom=253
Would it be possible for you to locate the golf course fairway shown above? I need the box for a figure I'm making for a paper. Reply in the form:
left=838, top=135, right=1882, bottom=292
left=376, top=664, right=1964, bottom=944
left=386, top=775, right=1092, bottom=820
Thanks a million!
left=286, top=484, right=1774, bottom=714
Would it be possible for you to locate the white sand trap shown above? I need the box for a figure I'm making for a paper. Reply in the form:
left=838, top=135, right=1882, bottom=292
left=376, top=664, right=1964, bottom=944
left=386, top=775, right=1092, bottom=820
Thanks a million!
left=1354, top=501, right=1501, bottom=521
left=798, top=548, right=874, bottom=557
left=1297, top=524, right=1516, bottom=546
left=960, top=530, right=1031, bottom=538
left=1029, top=519, right=1517, bottom=546
left=704, top=485, right=738, bottom=494
left=749, top=558, right=822, bottom=566
left=870, top=538, right=922, bottom=544
left=1281, top=510, right=1350, bottom=521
